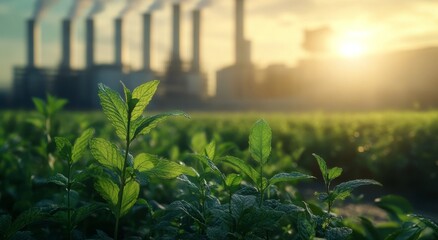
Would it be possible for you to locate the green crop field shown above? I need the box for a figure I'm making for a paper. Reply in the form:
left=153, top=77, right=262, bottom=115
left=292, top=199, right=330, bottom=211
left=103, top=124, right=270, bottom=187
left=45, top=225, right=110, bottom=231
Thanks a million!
left=0, top=83, right=437, bottom=239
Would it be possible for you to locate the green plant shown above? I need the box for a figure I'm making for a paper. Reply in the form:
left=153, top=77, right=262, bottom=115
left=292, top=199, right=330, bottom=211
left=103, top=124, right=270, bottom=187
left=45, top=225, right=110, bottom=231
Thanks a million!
left=90, top=81, right=194, bottom=239
left=312, top=153, right=382, bottom=239
left=32, top=94, right=68, bottom=169
left=224, top=119, right=315, bottom=206
left=52, top=128, right=95, bottom=239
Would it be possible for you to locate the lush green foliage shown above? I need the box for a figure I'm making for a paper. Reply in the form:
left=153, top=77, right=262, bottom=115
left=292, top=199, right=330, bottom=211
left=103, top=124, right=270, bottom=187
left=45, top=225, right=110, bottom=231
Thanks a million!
left=0, top=83, right=437, bottom=239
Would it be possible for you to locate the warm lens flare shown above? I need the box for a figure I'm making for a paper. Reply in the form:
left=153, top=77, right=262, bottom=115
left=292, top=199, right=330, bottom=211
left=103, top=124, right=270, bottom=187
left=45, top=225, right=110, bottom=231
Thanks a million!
left=338, top=41, right=366, bottom=57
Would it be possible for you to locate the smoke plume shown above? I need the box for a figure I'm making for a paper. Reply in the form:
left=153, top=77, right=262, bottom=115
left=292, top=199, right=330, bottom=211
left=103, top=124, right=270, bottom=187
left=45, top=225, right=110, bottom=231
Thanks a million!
left=68, top=0, right=93, bottom=19
left=32, top=0, right=59, bottom=22
left=147, top=0, right=165, bottom=12
left=88, top=0, right=112, bottom=18
left=195, top=0, right=213, bottom=9
left=119, top=0, right=145, bottom=17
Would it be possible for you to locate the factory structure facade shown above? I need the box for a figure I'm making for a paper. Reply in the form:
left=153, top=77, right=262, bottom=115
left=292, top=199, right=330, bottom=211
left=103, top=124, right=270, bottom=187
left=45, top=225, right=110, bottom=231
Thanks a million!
left=9, top=0, right=438, bottom=110
left=13, top=1, right=209, bottom=109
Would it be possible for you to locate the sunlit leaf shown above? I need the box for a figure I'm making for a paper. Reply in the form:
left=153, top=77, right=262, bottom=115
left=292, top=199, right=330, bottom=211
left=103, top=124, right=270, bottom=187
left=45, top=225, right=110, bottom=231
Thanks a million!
left=130, top=80, right=159, bottom=121
left=204, top=141, right=216, bottom=160
left=97, top=83, right=128, bottom=140
left=71, top=128, right=94, bottom=163
left=249, top=119, right=272, bottom=164
left=136, top=153, right=197, bottom=178
left=94, top=177, right=119, bottom=213
left=131, top=111, right=188, bottom=140
left=133, top=153, right=155, bottom=172
left=120, top=180, right=140, bottom=217
left=313, top=153, right=328, bottom=184
left=328, top=167, right=343, bottom=181
left=90, top=138, right=124, bottom=173
left=225, top=173, right=242, bottom=187
left=222, top=156, right=260, bottom=185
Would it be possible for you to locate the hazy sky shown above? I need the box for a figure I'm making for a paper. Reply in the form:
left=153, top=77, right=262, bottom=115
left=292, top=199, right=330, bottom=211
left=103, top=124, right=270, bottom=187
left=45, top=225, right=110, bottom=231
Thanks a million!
left=1, top=0, right=438, bottom=90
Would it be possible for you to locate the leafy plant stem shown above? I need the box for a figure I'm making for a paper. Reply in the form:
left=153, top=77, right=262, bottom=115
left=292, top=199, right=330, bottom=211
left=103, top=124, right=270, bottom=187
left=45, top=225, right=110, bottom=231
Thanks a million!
left=259, top=163, right=265, bottom=207
left=326, top=178, right=332, bottom=215
left=114, top=113, right=132, bottom=240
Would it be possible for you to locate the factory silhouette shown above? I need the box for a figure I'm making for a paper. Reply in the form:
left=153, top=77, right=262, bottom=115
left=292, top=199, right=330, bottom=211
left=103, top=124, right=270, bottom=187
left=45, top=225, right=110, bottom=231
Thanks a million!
left=8, top=0, right=438, bottom=110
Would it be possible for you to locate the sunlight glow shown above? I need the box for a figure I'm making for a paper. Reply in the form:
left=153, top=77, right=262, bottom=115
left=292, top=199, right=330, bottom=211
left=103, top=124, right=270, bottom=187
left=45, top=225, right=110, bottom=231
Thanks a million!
left=338, top=41, right=366, bottom=57
left=333, top=30, right=370, bottom=58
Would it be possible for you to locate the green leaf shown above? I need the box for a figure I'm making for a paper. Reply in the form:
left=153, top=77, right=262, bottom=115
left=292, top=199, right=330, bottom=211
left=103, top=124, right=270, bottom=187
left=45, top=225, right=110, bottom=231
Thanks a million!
left=97, top=83, right=128, bottom=140
left=269, top=172, right=315, bottom=185
left=171, top=200, right=205, bottom=224
left=48, top=173, right=68, bottom=187
left=71, top=128, right=94, bottom=163
left=249, top=119, right=272, bottom=164
left=72, top=203, right=104, bottom=225
left=94, top=177, right=119, bottom=213
left=333, top=179, right=382, bottom=201
left=46, top=94, right=67, bottom=116
left=230, top=194, right=257, bottom=219
left=32, top=98, right=46, bottom=116
left=313, top=153, right=328, bottom=184
left=204, top=141, right=216, bottom=160
left=130, top=80, right=159, bottom=121
left=191, top=132, right=207, bottom=154
left=54, top=137, right=72, bottom=161
left=136, top=153, right=197, bottom=178
left=119, top=180, right=140, bottom=217
left=90, top=138, right=124, bottom=173
left=8, top=208, right=47, bottom=238
left=328, top=167, right=343, bottom=181
left=134, top=153, right=155, bottom=172
left=131, top=111, right=188, bottom=140
left=375, top=195, right=413, bottom=220
left=326, top=227, right=352, bottom=240
left=225, top=173, right=242, bottom=187
left=410, top=214, right=438, bottom=233
left=385, top=225, right=422, bottom=240
left=222, top=156, right=260, bottom=186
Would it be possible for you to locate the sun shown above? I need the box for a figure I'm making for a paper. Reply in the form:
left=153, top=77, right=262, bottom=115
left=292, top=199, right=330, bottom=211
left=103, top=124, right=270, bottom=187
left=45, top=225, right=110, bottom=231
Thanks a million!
left=333, top=30, right=370, bottom=58
left=338, top=41, right=366, bottom=58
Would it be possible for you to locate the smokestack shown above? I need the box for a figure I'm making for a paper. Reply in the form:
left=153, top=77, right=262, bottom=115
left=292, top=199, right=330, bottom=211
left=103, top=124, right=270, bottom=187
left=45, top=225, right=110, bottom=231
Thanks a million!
left=171, top=3, right=181, bottom=62
left=143, top=13, right=152, bottom=70
left=114, top=18, right=124, bottom=66
left=86, top=18, right=94, bottom=68
left=27, top=19, right=39, bottom=68
left=191, top=9, right=200, bottom=72
left=61, top=19, right=73, bottom=69
left=235, top=0, right=244, bottom=64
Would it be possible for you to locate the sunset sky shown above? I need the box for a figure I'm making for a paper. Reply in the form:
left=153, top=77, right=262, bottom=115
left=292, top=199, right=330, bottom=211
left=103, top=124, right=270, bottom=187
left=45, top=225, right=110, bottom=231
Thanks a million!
left=0, top=0, right=438, bottom=90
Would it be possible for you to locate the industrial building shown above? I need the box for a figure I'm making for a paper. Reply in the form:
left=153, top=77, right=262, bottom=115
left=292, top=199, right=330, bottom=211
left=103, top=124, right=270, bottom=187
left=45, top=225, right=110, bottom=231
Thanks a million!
left=13, top=1, right=208, bottom=109
left=8, top=0, right=438, bottom=110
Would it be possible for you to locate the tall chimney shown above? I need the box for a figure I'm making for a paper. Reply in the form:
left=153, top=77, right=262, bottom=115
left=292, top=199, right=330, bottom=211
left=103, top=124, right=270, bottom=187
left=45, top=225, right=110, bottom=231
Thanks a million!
left=191, top=9, right=200, bottom=72
left=171, top=3, right=181, bottom=62
left=143, top=13, right=152, bottom=70
left=27, top=19, right=39, bottom=68
left=61, top=19, right=73, bottom=69
left=86, top=18, right=94, bottom=68
left=114, top=18, right=124, bottom=66
left=235, top=0, right=245, bottom=64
